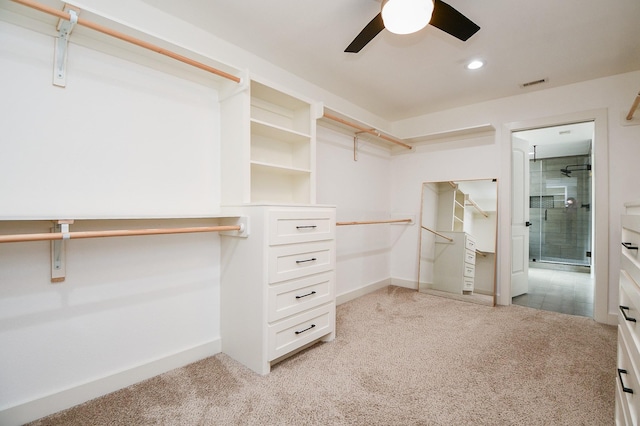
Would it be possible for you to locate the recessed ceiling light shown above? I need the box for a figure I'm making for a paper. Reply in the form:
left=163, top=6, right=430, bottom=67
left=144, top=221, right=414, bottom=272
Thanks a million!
left=466, top=60, right=484, bottom=70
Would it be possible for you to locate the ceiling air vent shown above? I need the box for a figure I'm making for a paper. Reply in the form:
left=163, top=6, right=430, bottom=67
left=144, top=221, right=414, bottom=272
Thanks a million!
left=520, top=78, right=548, bottom=88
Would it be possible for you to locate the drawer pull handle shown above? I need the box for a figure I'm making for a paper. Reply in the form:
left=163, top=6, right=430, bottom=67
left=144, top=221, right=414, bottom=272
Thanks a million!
left=620, top=305, right=637, bottom=322
left=296, top=258, right=317, bottom=264
left=622, top=242, right=639, bottom=250
left=296, top=225, right=317, bottom=229
left=296, top=291, right=317, bottom=299
left=295, top=324, right=316, bottom=335
left=618, top=368, right=634, bottom=394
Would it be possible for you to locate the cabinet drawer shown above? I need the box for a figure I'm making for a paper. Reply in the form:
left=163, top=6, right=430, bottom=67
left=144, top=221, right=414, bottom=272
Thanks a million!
left=618, top=329, right=640, bottom=426
left=269, top=241, right=334, bottom=283
left=465, top=249, right=476, bottom=265
left=617, top=380, right=632, bottom=426
left=620, top=270, right=640, bottom=350
left=463, top=277, right=474, bottom=291
left=268, top=304, right=334, bottom=361
left=268, top=272, right=334, bottom=322
left=465, top=236, right=476, bottom=251
left=464, top=263, right=475, bottom=278
left=269, top=210, right=335, bottom=245
left=623, top=215, right=640, bottom=235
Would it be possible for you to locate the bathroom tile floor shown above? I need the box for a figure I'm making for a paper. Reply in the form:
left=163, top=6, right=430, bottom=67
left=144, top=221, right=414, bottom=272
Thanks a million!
left=512, top=267, right=594, bottom=317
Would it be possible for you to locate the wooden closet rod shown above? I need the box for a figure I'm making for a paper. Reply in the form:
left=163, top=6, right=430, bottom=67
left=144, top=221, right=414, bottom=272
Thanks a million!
left=626, top=92, right=640, bottom=121
left=420, top=226, right=454, bottom=242
left=323, top=113, right=412, bottom=150
left=475, top=249, right=487, bottom=257
left=0, top=225, right=242, bottom=243
left=10, top=0, right=241, bottom=83
left=336, top=218, right=412, bottom=226
left=466, top=198, right=489, bottom=218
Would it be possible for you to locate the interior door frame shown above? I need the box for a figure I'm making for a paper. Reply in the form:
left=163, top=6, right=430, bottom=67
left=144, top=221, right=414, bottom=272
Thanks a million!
left=500, top=109, right=610, bottom=324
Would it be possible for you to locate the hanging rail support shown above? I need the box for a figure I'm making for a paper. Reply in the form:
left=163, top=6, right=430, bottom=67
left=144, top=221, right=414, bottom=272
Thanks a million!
left=353, top=129, right=375, bottom=161
left=626, top=92, right=640, bottom=121
left=10, top=0, right=241, bottom=84
left=323, top=113, right=412, bottom=150
left=53, top=6, right=77, bottom=87
left=420, top=226, right=454, bottom=242
left=354, top=134, right=359, bottom=161
left=50, top=219, right=74, bottom=283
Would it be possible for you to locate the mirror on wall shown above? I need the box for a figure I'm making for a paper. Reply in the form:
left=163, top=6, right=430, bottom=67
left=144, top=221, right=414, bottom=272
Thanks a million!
left=418, top=179, right=498, bottom=306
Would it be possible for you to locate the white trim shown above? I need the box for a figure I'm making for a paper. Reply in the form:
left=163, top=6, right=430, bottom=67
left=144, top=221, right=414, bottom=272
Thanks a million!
left=0, top=340, right=221, bottom=426
left=336, top=278, right=392, bottom=305
left=502, top=109, right=609, bottom=324
left=390, top=277, right=419, bottom=290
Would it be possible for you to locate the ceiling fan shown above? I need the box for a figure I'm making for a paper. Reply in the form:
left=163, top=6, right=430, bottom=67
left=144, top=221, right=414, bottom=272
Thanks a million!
left=345, top=0, right=480, bottom=53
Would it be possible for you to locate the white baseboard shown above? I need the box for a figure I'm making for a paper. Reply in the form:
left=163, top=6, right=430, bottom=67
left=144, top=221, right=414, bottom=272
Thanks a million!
left=390, top=277, right=418, bottom=290
left=336, top=278, right=392, bottom=305
left=0, top=339, right=221, bottom=426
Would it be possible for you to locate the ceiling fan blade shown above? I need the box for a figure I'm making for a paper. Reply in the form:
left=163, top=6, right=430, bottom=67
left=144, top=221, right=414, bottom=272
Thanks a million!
left=345, top=13, right=385, bottom=53
left=430, top=0, right=480, bottom=41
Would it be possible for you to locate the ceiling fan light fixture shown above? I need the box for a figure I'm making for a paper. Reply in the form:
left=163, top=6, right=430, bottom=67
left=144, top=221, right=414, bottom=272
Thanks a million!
left=381, top=0, right=434, bottom=35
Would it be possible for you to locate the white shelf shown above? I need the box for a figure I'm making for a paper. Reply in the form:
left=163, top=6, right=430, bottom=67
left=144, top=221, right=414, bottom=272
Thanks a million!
left=251, top=119, right=311, bottom=142
left=251, top=161, right=311, bottom=176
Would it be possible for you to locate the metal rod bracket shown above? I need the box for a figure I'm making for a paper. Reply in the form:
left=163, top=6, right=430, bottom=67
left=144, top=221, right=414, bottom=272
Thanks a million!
left=219, top=216, right=249, bottom=238
left=51, top=219, right=74, bottom=283
left=53, top=8, right=78, bottom=87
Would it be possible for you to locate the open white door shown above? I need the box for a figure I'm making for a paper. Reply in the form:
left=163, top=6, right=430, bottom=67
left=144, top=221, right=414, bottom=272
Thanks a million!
left=511, top=136, right=530, bottom=298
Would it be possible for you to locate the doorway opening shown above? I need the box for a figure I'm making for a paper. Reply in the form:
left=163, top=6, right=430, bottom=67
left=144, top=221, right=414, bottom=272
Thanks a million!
left=511, top=121, right=595, bottom=317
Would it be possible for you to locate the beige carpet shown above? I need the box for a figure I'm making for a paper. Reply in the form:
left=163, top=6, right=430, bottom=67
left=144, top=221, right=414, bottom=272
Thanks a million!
left=29, top=286, right=617, bottom=425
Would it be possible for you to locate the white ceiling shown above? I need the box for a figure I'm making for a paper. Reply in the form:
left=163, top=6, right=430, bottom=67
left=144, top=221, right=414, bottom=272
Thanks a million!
left=140, top=0, right=640, bottom=122
left=515, top=121, right=594, bottom=160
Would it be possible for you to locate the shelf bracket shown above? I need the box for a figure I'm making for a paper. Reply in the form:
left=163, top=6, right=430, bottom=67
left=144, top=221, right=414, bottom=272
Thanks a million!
left=51, top=219, right=74, bottom=283
left=53, top=8, right=78, bottom=87
left=353, top=129, right=377, bottom=161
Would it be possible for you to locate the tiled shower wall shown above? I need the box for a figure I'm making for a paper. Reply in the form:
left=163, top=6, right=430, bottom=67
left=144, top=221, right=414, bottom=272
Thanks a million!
left=529, top=155, right=591, bottom=266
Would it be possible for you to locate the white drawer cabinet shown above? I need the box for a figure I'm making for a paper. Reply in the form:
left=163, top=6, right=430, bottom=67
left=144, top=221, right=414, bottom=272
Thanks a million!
left=433, top=232, right=476, bottom=294
left=617, top=200, right=640, bottom=424
left=221, top=205, right=336, bottom=375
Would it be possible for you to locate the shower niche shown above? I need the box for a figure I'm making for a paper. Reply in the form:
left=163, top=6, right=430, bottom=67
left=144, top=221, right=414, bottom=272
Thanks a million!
left=529, top=155, right=592, bottom=266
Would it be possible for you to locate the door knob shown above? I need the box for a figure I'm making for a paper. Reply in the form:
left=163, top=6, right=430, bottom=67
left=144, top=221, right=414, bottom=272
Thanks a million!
left=525, top=221, right=532, bottom=227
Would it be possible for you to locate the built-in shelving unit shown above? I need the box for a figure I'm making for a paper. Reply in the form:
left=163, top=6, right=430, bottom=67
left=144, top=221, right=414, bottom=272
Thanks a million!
left=219, top=79, right=331, bottom=375
left=221, top=79, right=316, bottom=205
left=436, top=182, right=466, bottom=232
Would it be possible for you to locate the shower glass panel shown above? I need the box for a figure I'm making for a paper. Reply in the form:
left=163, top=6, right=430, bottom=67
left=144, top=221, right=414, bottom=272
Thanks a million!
left=529, top=155, right=591, bottom=266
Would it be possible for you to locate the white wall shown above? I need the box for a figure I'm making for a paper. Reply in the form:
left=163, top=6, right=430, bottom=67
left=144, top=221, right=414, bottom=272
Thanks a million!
left=389, top=70, right=640, bottom=317
left=0, top=220, right=221, bottom=422
left=0, top=19, right=220, bottom=219
left=316, top=125, right=399, bottom=300
left=0, top=11, right=228, bottom=423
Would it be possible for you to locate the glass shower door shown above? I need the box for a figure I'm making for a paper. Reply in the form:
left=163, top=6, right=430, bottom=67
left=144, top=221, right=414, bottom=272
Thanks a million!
left=529, top=156, right=591, bottom=266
